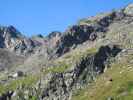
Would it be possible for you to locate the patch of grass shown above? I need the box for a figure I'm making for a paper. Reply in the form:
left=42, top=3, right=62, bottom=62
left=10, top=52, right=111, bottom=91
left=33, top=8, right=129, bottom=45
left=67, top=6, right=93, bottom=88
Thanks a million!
left=72, top=87, right=89, bottom=100
left=44, top=64, right=69, bottom=74
left=47, top=65, right=68, bottom=73
left=8, top=75, right=38, bottom=90
left=0, top=84, right=6, bottom=94
left=127, top=82, right=133, bottom=94
left=78, top=18, right=97, bottom=25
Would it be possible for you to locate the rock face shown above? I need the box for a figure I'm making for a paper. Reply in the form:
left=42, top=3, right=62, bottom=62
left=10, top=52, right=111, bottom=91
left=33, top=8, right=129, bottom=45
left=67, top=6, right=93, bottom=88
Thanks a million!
left=0, top=25, right=21, bottom=48
left=46, top=31, right=62, bottom=51
left=56, top=25, right=94, bottom=55
left=39, top=45, right=121, bottom=100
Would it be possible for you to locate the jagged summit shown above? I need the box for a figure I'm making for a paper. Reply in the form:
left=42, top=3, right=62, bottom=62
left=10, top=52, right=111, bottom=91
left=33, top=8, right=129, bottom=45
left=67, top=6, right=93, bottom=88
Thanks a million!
left=124, top=3, right=133, bottom=16
left=0, top=3, right=132, bottom=56
left=0, top=25, right=23, bottom=38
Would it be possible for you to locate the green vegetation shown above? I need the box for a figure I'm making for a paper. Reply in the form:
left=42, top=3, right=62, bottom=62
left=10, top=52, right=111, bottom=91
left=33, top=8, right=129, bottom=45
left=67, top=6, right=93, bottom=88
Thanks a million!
left=78, top=18, right=97, bottom=25
left=72, top=87, right=89, bottom=100
left=44, top=64, right=69, bottom=73
left=8, top=75, right=38, bottom=89
left=0, top=75, right=38, bottom=94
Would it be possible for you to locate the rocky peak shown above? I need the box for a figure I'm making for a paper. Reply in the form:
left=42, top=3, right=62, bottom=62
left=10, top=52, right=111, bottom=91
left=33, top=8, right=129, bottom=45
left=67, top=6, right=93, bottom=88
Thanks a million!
left=0, top=25, right=23, bottom=39
left=124, top=3, right=133, bottom=16
left=46, top=31, right=62, bottom=48
left=47, top=31, right=62, bottom=39
left=32, top=34, right=44, bottom=39
left=0, top=26, right=39, bottom=55
left=0, top=26, right=22, bottom=48
left=7, top=25, right=23, bottom=38
left=36, top=34, right=44, bottom=38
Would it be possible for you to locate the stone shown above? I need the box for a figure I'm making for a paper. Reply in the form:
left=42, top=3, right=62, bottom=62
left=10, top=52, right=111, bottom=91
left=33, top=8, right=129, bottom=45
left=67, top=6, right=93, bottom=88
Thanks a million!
left=12, top=71, right=24, bottom=78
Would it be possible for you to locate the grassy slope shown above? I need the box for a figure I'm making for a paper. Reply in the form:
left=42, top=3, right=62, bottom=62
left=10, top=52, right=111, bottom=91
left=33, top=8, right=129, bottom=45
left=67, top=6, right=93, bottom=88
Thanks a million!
left=0, top=75, right=39, bottom=94
left=72, top=51, right=133, bottom=100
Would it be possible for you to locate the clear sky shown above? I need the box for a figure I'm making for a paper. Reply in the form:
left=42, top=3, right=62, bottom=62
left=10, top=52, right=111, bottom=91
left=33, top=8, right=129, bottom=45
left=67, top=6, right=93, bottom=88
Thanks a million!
left=0, top=0, right=133, bottom=36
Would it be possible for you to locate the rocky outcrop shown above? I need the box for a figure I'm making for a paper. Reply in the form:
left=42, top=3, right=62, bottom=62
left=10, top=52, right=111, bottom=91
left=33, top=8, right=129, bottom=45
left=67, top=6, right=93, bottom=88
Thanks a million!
left=40, top=45, right=122, bottom=100
left=124, top=4, right=133, bottom=16
left=46, top=31, right=62, bottom=50
left=72, top=45, right=121, bottom=85
left=55, top=24, right=100, bottom=56
left=42, top=73, right=70, bottom=100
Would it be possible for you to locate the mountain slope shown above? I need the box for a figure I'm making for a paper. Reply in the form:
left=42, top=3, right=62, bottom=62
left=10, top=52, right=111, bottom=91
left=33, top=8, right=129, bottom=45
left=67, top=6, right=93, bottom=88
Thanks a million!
left=72, top=49, right=133, bottom=100
left=0, top=3, right=133, bottom=100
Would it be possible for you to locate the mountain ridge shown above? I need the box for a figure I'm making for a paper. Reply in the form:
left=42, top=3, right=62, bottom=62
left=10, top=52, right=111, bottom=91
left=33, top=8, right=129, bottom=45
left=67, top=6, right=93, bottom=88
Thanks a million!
left=0, top=3, right=132, bottom=100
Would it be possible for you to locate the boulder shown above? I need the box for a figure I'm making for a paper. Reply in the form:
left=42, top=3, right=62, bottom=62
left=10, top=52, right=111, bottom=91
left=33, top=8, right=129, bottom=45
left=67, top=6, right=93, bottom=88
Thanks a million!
left=12, top=71, right=24, bottom=78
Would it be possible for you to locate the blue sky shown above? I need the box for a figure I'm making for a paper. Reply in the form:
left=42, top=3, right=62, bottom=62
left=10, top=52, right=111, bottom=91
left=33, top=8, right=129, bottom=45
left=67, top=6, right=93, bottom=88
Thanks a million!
left=0, top=0, right=133, bottom=36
